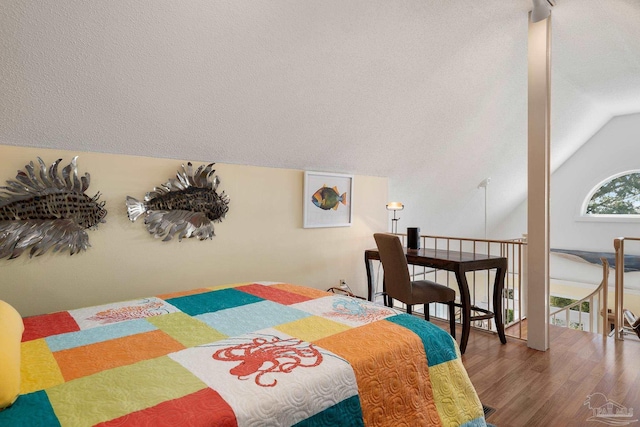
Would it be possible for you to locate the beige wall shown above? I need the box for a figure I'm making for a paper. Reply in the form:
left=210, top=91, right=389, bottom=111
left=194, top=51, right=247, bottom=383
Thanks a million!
left=0, top=145, right=387, bottom=316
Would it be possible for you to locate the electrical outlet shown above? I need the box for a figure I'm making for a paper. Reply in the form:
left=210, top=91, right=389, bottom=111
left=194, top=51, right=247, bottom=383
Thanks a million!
left=339, top=280, right=348, bottom=290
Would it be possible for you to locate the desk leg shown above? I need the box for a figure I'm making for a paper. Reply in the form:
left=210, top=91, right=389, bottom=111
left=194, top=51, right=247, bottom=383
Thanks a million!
left=493, top=264, right=508, bottom=344
left=365, top=255, right=374, bottom=302
left=455, top=270, right=472, bottom=354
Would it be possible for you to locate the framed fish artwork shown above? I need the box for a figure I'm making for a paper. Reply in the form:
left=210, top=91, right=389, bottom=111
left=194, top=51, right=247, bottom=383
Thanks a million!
left=303, top=171, right=353, bottom=228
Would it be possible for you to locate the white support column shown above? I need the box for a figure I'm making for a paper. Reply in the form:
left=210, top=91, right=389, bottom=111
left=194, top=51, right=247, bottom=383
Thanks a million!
left=527, top=12, right=551, bottom=351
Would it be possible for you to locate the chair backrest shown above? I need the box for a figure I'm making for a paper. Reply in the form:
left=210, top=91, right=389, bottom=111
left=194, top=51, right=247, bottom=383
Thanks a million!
left=373, top=233, right=412, bottom=302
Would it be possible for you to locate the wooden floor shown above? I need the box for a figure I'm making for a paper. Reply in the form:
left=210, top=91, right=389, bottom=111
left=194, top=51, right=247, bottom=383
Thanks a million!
left=454, top=323, right=640, bottom=427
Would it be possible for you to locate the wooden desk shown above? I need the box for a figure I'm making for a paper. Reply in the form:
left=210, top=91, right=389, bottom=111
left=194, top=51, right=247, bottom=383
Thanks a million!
left=364, top=247, right=508, bottom=353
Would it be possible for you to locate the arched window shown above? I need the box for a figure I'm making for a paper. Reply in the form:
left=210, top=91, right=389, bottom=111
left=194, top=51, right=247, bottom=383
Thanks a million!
left=584, top=171, right=640, bottom=215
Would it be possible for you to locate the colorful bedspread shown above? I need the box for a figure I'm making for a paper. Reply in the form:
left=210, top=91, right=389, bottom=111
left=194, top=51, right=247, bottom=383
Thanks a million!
left=1, top=282, right=486, bottom=426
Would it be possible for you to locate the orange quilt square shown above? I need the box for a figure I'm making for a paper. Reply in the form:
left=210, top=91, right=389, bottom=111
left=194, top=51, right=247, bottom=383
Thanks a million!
left=236, top=284, right=312, bottom=305
left=314, top=320, right=440, bottom=426
left=54, top=330, right=185, bottom=381
left=270, top=284, right=329, bottom=299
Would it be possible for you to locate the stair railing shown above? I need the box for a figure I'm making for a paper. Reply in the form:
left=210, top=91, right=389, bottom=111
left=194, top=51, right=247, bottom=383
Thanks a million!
left=549, top=258, right=609, bottom=335
left=393, top=233, right=526, bottom=340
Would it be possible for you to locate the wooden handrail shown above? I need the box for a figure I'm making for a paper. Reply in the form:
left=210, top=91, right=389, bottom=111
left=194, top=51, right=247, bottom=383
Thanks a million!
left=394, top=232, right=526, bottom=246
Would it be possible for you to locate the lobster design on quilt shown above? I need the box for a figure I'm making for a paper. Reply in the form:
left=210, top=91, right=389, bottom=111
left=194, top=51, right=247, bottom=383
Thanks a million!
left=212, top=335, right=323, bottom=387
left=86, top=300, right=169, bottom=324
left=328, top=297, right=396, bottom=323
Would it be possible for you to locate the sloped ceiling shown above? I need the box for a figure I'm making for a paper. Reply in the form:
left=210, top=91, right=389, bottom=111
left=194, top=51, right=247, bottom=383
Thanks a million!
left=2, top=0, right=639, bottom=237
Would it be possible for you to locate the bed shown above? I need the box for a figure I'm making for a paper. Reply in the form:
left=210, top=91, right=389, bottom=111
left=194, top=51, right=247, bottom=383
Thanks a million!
left=1, top=282, right=487, bottom=426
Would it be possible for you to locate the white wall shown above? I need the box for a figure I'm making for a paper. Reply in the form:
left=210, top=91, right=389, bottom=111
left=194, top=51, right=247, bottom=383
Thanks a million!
left=495, top=112, right=640, bottom=253
left=0, top=145, right=387, bottom=316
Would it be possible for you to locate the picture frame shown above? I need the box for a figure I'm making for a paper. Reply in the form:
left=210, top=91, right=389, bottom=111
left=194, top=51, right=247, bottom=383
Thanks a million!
left=303, top=171, right=353, bottom=228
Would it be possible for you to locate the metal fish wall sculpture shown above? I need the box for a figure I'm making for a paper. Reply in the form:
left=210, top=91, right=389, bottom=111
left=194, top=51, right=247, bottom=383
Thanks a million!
left=0, top=157, right=107, bottom=259
left=126, top=162, right=230, bottom=241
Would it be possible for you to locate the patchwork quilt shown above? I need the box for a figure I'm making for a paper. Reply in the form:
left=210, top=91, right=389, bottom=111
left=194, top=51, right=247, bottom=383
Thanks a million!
left=1, top=282, right=486, bottom=426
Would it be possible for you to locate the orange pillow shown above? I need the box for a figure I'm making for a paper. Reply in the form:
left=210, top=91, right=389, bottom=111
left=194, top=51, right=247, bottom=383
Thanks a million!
left=0, top=300, right=24, bottom=410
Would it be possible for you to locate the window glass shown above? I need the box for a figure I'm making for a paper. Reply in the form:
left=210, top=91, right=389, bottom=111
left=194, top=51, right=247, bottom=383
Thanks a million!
left=586, top=172, right=640, bottom=215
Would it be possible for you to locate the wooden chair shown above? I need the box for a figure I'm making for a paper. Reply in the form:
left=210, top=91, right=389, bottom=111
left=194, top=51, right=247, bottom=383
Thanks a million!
left=374, top=233, right=456, bottom=337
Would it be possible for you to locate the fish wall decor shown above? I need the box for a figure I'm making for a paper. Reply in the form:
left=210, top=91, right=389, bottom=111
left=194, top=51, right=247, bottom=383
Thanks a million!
left=312, top=185, right=347, bottom=211
left=126, top=162, right=230, bottom=242
left=0, top=157, right=107, bottom=259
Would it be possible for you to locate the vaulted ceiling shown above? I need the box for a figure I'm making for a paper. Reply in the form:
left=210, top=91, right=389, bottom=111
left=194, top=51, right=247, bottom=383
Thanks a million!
left=2, top=0, right=639, bottom=237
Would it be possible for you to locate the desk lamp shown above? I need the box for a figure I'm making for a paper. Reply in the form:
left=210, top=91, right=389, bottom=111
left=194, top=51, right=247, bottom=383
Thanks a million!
left=386, top=202, right=404, bottom=234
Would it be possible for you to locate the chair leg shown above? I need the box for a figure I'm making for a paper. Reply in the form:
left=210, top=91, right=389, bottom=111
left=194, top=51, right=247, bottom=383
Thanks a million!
left=424, top=304, right=430, bottom=321
left=449, top=302, right=456, bottom=338
left=406, top=304, right=412, bottom=315
left=386, top=297, right=393, bottom=308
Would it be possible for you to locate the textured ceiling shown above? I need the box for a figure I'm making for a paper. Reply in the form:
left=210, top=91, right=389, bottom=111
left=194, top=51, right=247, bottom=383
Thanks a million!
left=1, top=0, right=639, bottom=237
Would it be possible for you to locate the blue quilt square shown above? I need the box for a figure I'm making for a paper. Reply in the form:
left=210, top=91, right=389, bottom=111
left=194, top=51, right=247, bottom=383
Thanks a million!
left=294, top=395, right=364, bottom=427
left=166, top=288, right=264, bottom=316
left=0, top=391, right=61, bottom=427
left=197, top=300, right=311, bottom=336
left=386, top=313, right=457, bottom=367
left=46, top=319, right=156, bottom=351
